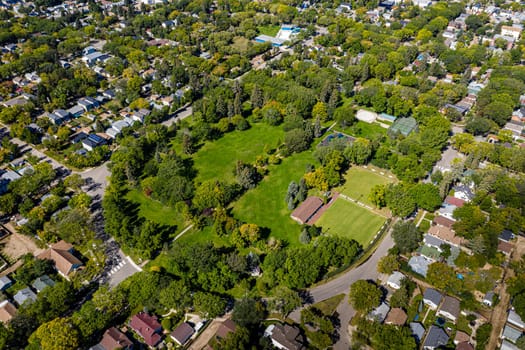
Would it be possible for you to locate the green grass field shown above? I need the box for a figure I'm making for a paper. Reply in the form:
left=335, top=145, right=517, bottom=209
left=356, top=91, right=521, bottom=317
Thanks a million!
left=126, top=189, right=187, bottom=230
left=193, top=123, right=283, bottom=183
left=316, top=198, right=385, bottom=247
left=257, top=25, right=280, bottom=37
left=336, top=166, right=395, bottom=206
left=338, top=121, right=387, bottom=139
left=232, top=150, right=315, bottom=246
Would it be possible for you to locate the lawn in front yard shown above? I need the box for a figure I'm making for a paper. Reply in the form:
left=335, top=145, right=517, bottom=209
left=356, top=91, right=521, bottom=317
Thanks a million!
left=126, top=189, right=187, bottom=231
left=316, top=198, right=386, bottom=248
left=336, top=166, right=395, bottom=206
left=232, top=150, right=315, bottom=246
left=193, top=123, right=284, bottom=183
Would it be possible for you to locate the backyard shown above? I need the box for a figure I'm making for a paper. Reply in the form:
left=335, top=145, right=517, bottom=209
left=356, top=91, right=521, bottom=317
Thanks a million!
left=193, top=123, right=284, bottom=183
left=257, top=24, right=280, bottom=37
left=316, top=198, right=386, bottom=248
left=336, top=166, right=395, bottom=207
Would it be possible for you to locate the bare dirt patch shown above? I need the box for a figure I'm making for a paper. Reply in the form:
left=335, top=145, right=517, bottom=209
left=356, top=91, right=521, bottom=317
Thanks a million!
left=1, top=228, right=43, bottom=261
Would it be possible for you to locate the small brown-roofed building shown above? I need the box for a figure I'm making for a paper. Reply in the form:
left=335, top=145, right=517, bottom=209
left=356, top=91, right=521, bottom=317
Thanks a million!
left=445, top=196, right=466, bottom=208
left=498, top=241, right=514, bottom=256
left=0, top=300, right=16, bottom=324
left=437, top=296, right=460, bottom=323
left=454, top=330, right=470, bottom=345
left=433, top=215, right=455, bottom=229
left=171, top=322, right=194, bottom=346
left=385, top=308, right=408, bottom=326
left=290, top=197, right=323, bottom=225
left=129, top=312, right=162, bottom=348
left=37, top=240, right=83, bottom=280
left=264, top=324, right=305, bottom=350
left=456, top=341, right=474, bottom=350
left=203, top=319, right=237, bottom=350
left=428, top=225, right=464, bottom=247
left=98, top=327, right=133, bottom=350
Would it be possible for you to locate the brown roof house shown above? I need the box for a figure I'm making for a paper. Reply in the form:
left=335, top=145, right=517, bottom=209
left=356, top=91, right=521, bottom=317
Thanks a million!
left=433, top=216, right=455, bottom=229
left=264, top=324, right=305, bottom=350
left=437, top=296, right=460, bottom=323
left=0, top=300, right=17, bottom=324
left=96, top=327, right=133, bottom=350
left=204, top=319, right=236, bottom=350
left=129, top=312, right=162, bottom=348
left=37, top=240, right=83, bottom=279
left=171, top=322, right=194, bottom=346
left=385, top=308, right=408, bottom=326
left=428, top=225, right=464, bottom=247
left=290, top=197, right=323, bottom=225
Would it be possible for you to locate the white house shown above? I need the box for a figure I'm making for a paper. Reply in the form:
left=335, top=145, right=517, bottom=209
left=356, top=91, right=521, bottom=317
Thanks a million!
left=386, top=271, right=405, bottom=290
left=423, top=288, right=443, bottom=310
left=437, top=296, right=460, bottom=323
left=501, top=25, right=522, bottom=41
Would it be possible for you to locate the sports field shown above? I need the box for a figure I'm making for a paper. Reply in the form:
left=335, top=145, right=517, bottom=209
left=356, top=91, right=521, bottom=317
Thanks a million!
left=336, top=166, right=395, bottom=206
left=316, top=198, right=385, bottom=247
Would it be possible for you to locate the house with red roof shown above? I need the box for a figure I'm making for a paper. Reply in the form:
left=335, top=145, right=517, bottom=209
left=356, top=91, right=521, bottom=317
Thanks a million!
left=129, top=312, right=162, bottom=348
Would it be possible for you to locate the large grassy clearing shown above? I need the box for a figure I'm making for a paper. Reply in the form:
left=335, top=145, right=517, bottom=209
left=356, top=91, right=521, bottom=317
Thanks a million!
left=193, top=123, right=284, bottom=183
left=316, top=198, right=385, bottom=248
left=336, top=166, right=395, bottom=206
left=232, top=150, right=315, bottom=246
left=126, top=189, right=187, bottom=231
left=338, top=120, right=387, bottom=139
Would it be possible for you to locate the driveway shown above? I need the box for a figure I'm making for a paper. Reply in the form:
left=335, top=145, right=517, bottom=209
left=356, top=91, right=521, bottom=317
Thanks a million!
left=161, top=105, right=193, bottom=127
left=289, top=230, right=395, bottom=349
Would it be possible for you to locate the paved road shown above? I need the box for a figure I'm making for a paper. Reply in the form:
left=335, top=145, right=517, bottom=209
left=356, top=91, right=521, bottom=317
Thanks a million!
left=289, top=229, right=395, bottom=349
left=77, top=161, right=111, bottom=199
left=161, top=105, right=193, bottom=127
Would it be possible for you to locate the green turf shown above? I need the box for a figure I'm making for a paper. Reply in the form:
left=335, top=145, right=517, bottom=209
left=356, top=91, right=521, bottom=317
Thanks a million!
left=126, top=189, right=187, bottom=230
left=336, top=167, right=395, bottom=206
left=257, top=25, right=280, bottom=37
left=338, top=121, right=387, bottom=139
left=193, top=123, right=283, bottom=183
left=316, top=198, right=385, bottom=247
left=232, top=150, right=315, bottom=246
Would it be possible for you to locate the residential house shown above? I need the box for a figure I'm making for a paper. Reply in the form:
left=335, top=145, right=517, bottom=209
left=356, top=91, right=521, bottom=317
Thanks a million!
left=454, top=331, right=470, bottom=345
left=0, top=93, right=36, bottom=108
left=499, top=230, right=515, bottom=243
left=456, top=341, right=474, bottom=350
left=408, top=255, right=432, bottom=277
left=508, top=310, right=525, bottom=330
left=385, top=308, right=407, bottom=326
left=438, top=204, right=456, bottom=221
left=501, top=340, right=520, bottom=350
left=437, top=296, right=460, bottom=323
left=78, top=97, right=99, bottom=112
left=386, top=271, right=405, bottom=290
left=37, top=240, right=84, bottom=279
left=445, top=196, right=465, bottom=208
left=502, top=324, right=522, bottom=344
left=264, top=324, right=305, bottom=350
left=423, top=326, right=449, bottom=350
left=483, top=291, right=495, bottom=307
left=82, top=134, right=107, bottom=151
left=67, top=105, right=85, bottom=118
left=91, top=327, right=133, bottom=350
left=432, top=215, right=455, bottom=229
left=423, top=288, right=443, bottom=310
left=290, top=197, right=324, bottom=225
left=82, top=51, right=110, bottom=66
left=501, top=25, right=522, bottom=40
left=0, top=276, right=12, bottom=291
left=32, top=275, right=55, bottom=293
left=368, top=302, right=390, bottom=323
left=423, top=234, right=448, bottom=252
left=203, top=319, right=236, bottom=349
left=410, top=322, right=426, bottom=344
left=129, top=312, right=163, bottom=348
left=13, top=287, right=37, bottom=306
left=498, top=241, right=514, bottom=256
left=428, top=225, right=464, bottom=247
left=0, top=301, right=17, bottom=324
left=170, top=322, right=194, bottom=346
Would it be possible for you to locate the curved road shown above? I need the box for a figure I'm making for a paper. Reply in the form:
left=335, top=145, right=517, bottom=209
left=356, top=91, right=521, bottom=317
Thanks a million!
left=289, top=229, right=395, bottom=349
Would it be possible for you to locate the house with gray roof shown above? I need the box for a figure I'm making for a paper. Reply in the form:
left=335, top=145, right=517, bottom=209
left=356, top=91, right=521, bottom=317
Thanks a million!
left=408, top=255, right=432, bottom=277
left=423, top=234, right=447, bottom=252
left=32, top=275, right=55, bottom=293
left=368, top=302, right=390, bottom=323
left=423, top=288, right=443, bottom=310
left=501, top=340, right=521, bottom=350
left=13, top=287, right=37, bottom=306
left=423, top=326, right=449, bottom=350
left=438, top=296, right=460, bottom=323
left=410, top=322, right=425, bottom=343
left=502, top=324, right=523, bottom=344
left=386, top=271, right=404, bottom=290
left=0, top=276, right=12, bottom=291
left=508, top=310, right=525, bottom=330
